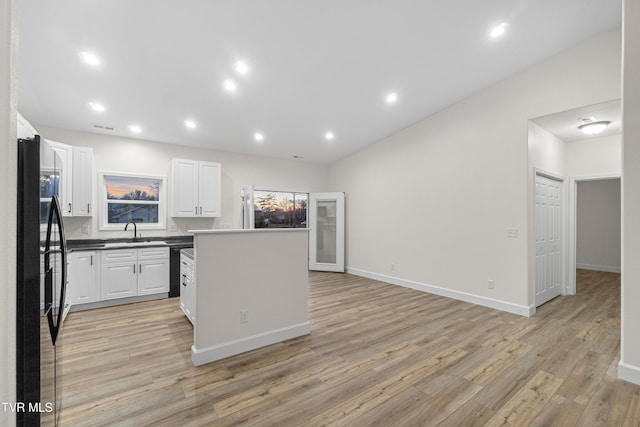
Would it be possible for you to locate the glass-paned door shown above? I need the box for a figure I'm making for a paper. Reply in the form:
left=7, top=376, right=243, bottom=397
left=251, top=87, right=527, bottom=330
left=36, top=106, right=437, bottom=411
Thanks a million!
left=309, top=192, right=345, bottom=272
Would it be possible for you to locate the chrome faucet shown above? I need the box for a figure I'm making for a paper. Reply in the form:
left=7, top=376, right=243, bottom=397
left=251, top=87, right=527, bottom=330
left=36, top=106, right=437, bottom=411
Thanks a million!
left=125, top=221, right=137, bottom=242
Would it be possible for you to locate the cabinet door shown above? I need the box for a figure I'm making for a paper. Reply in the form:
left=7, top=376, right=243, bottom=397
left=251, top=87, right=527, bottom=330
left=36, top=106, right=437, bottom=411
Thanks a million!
left=72, top=146, right=93, bottom=216
left=101, top=250, right=137, bottom=300
left=68, top=251, right=100, bottom=305
left=172, top=158, right=199, bottom=217
left=180, top=255, right=194, bottom=323
left=198, top=161, right=221, bottom=217
left=138, top=258, right=170, bottom=295
left=48, top=140, right=74, bottom=216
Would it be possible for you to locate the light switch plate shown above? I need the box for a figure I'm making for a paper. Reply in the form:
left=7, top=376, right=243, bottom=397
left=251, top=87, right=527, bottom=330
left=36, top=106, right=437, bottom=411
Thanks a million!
left=507, top=228, right=519, bottom=238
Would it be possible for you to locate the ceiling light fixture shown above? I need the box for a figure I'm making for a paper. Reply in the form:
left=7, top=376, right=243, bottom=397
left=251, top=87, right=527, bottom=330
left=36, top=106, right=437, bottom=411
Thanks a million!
left=325, top=132, right=335, bottom=141
left=185, top=120, right=197, bottom=129
left=88, top=102, right=105, bottom=112
left=386, top=93, right=398, bottom=104
left=490, top=23, right=507, bottom=38
left=578, top=121, right=610, bottom=135
left=80, top=51, right=100, bottom=66
left=223, top=79, right=237, bottom=92
left=254, top=132, right=264, bottom=141
left=235, top=61, right=249, bottom=74
left=129, top=124, right=142, bottom=134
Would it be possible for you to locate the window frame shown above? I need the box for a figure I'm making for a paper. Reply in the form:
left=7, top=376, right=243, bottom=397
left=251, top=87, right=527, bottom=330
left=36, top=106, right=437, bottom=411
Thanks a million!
left=252, top=188, right=309, bottom=229
left=98, top=171, right=167, bottom=231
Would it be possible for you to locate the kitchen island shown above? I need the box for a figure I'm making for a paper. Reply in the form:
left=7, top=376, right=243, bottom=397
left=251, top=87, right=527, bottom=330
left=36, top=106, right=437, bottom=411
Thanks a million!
left=189, top=228, right=310, bottom=366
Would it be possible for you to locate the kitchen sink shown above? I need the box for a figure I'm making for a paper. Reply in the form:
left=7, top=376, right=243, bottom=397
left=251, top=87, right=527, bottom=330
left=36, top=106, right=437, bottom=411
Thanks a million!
left=102, top=241, right=168, bottom=248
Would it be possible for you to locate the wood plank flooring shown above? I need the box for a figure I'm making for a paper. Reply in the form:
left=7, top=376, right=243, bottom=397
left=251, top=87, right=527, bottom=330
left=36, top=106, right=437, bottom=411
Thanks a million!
left=56, top=269, right=639, bottom=426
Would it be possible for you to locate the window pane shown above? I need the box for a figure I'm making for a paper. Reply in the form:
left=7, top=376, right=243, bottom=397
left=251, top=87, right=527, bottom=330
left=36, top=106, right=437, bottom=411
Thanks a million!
left=253, top=190, right=307, bottom=228
left=315, top=200, right=337, bottom=264
left=108, top=203, right=159, bottom=224
left=105, top=176, right=160, bottom=201
left=293, top=193, right=307, bottom=228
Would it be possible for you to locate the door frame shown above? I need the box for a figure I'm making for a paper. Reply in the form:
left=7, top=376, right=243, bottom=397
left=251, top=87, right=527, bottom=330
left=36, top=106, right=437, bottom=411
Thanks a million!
left=309, top=192, right=345, bottom=272
left=567, top=173, right=621, bottom=294
left=533, top=168, right=567, bottom=308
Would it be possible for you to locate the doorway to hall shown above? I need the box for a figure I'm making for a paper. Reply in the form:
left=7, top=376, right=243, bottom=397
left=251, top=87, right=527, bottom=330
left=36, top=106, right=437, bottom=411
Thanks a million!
left=574, top=178, right=621, bottom=290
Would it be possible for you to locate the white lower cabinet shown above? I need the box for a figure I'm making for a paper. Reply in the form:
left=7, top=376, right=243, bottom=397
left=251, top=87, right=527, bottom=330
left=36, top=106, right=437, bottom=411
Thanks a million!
left=101, top=247, right=170, bottom=300
left=180, top=253, right=195, bottom=324
left=138, top=248, right=171, bottom=296
left=68, top=251, right=100, bottom=305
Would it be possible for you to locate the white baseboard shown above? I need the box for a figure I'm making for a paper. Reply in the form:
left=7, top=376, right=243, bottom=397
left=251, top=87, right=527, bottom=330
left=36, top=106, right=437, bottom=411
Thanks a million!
left=347, top=267, right=534, bottom=317
left=191, top=322, right=311, bottom=366
left=576, top=263, right=621, bottom=273
left=618, top=361, right=640, bottom=385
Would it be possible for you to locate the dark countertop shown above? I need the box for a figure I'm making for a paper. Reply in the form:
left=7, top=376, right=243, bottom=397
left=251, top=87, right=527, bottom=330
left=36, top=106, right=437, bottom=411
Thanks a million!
left=67, top=235, right=193, bottom=252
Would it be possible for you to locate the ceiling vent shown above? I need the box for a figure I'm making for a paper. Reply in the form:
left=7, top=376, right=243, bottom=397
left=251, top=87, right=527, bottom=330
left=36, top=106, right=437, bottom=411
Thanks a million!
left=579, top=116, right=596, bottom=124
left=94, top=124, right=115, bottom=131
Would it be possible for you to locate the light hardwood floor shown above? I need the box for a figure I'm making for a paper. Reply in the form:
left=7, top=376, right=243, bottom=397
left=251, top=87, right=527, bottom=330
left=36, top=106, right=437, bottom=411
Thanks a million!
left=56, top=269, right=640, bottom=426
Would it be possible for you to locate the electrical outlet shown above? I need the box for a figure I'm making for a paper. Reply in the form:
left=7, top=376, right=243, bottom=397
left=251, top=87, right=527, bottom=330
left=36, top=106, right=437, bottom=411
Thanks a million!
left=81, top=224, right=89, bottom=234
left=240, top=310, right=249, bottom=323
left=390, top=263, right=396, bottom=271
left=170, top=224, right=177, bottom=232
left=488, top=280, right=495, bottom=290
left=507, top=228, right=519, bottom=238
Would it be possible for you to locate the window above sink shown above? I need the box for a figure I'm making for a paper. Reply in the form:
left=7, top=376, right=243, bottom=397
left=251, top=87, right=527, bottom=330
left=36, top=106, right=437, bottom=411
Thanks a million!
left=98, top=172, right=167, bottom=231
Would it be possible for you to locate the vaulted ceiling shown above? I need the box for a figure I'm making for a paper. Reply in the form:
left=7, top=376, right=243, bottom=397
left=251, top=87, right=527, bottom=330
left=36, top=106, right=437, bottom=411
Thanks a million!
left=18, top=0, right=622, bottom=164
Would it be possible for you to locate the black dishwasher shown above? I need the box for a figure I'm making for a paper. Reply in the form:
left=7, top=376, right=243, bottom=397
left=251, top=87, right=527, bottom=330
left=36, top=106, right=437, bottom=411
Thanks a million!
left=170, top=244, right=193, bottom=297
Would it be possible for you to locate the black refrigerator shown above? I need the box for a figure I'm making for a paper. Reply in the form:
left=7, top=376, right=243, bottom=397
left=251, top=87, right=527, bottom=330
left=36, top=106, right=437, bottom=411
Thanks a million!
left=17, top=135, right=68, bottom=426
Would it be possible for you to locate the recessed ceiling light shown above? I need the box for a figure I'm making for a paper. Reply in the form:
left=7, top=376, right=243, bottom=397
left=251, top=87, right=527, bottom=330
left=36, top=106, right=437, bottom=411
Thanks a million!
left=490, top=23, right=507, bottom=38
left=185, top=120, right=197, bottom=129
left=80, top=51, right=100, bottom=66
left=325, top=132, right=335, bottom=141
left=386, top=93, right=398, bottom=104
left=578, top=121, right=610, bottom=135
left=88, top=102, right=105, bottom=112
left=235, top=61, right=249, bottom=74
left=223, top=80, right=237, bottom=92
left=254, top=132, right=264, bottom=141
left=129, top=124, right=142, bottom=134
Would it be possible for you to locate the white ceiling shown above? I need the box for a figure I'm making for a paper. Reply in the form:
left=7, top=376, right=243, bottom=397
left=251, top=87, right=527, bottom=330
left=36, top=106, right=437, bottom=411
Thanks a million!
left=531, top=99, right=621, bottom=142
left=17, top=0, right=622, bottom=165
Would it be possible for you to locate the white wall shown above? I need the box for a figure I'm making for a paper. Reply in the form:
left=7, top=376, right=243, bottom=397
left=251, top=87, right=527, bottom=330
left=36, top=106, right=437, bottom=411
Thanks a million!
left=576, top=179, right=621, bottom=272
left=528, top=121, right=567, bottom=177
left=566, top=134, right=622, bottom=177
left=34, top=125, right=329, bottom=240
left=330, top=29, right=621, bottom=315
left=620, top=0, right=640, bottom=385
left=192, top=229, right=310, bottom=365
left=1, top=0, right=17, bottom=424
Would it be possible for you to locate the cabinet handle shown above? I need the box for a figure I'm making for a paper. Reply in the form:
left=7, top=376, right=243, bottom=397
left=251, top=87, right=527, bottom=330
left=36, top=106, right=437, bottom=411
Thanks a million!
left=139, top=264, right=142, bottom=274
left=195, top=206, right=198, bottom=214
left=90, top=255, right=93, bottom=266
left=68, top=203, right=72, bottom=213
left=133, top=264, right=136, bottom=274
left=87, top=203, right=90, bottom=214
left=200, top=206, right=202, bottom=215
left=182, top=274, right=186, bottom=286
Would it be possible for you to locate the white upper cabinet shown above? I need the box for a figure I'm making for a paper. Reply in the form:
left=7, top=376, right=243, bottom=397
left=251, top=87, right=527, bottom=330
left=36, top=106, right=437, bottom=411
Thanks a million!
left=72, top=146, right=93, bottom=216
left=171, top=158, right=221, bottom=217
left=48, top=140, right=74, bottom=216
left=48, top=141, right=93, bottom=217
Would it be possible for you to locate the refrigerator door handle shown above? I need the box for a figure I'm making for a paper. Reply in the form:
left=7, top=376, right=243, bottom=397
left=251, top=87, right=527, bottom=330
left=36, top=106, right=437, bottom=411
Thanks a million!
left=45, top=195, right=67, bottom=346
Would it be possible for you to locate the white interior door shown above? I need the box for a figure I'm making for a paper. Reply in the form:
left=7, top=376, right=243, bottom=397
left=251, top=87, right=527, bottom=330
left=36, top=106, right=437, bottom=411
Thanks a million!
left=309, top=192, right=345, bottom=272
left=535, top=174, right=563, bottom=306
